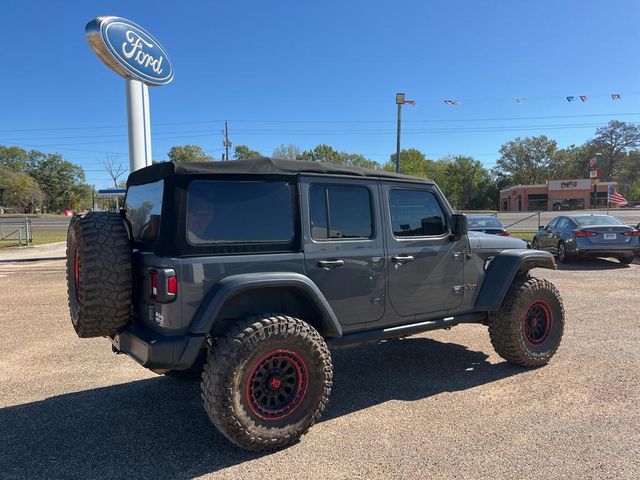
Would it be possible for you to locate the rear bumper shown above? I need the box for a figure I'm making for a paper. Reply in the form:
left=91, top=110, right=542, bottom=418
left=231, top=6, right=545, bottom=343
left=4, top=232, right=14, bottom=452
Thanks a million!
left=574, top=248, right=639, bottom=257
left=110, top=322, right=206, bottom=370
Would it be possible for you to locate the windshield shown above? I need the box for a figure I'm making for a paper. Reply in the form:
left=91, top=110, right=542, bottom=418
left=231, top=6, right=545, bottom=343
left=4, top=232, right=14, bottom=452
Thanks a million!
left=574, top=215, right=624, bottom=226
left=468, top=216, right=502, bottom=228
left=124, top=180, right=164, bottom=244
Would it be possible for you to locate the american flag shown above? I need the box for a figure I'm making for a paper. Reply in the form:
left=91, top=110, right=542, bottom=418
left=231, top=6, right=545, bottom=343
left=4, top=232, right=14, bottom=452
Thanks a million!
left=608, top=185, right=628, bottom=206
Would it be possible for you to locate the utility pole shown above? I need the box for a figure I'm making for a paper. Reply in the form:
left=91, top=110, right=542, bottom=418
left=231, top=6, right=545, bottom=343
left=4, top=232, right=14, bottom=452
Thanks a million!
left=395, top=93, right=415, bottom=173
left=223, top=121, right=232, bottom=161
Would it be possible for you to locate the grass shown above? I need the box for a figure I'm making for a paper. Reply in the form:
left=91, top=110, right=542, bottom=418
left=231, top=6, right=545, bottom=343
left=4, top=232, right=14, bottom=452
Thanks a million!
left=0, top=230, right=67, bottom=250
left=508, top=230, right=536, bottom=241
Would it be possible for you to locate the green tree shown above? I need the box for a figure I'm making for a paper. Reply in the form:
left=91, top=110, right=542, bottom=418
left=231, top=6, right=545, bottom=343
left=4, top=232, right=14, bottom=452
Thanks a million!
left=0, top=166, right=44, bottom=213
left=588, top=121, right=640, bottom=180
left=493, top=135, right=557, bottom=186
left=28, top=153, right=89, bottom=212
left=233, top=145, right=262, bottom=160
left=547, top=144, right=588, bottom=180
left=0, top=146, right=30, bottom=173
left=439, top=156, right=495, bottom=210
left=167, top=145, right=213, bottom=163
left=272, top=144, right=302, bottom=161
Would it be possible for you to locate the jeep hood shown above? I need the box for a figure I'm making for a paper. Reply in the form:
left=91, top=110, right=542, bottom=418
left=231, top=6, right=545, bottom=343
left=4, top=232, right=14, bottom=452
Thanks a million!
left=468, top=231, right=528, bottom=250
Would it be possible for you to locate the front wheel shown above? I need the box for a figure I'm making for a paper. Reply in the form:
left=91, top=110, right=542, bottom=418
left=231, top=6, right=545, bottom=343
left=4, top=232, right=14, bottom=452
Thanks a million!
left=557, top=241, right=571, bottom=264
left=532, top=238, right=540, bottom=250
left=201, top=315, right=333, bottom=451
left=489, top=276, right=565, bottom=367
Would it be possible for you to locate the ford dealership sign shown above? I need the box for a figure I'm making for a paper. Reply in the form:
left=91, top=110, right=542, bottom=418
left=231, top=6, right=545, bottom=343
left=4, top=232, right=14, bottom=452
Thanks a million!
left=85, top=16, right=173, bottom=86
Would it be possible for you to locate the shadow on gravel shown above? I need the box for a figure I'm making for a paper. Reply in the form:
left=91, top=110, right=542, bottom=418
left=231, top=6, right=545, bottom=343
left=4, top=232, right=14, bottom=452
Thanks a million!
left=0, top=338, right=521, bottom=479
left=556, top=257, right=630, bottom=271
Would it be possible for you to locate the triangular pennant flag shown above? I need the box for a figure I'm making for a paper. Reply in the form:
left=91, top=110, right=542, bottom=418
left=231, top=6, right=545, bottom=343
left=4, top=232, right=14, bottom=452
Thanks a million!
left=611, top=93, right=621, bottom=100
left=566, top=96, right=575, bottom=102
left=579, top=95, right=587, bottom=102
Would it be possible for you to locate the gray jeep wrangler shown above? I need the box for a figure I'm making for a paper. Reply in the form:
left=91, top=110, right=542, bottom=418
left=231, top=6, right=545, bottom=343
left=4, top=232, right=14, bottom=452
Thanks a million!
left=66, top=158, right=564, bottom=451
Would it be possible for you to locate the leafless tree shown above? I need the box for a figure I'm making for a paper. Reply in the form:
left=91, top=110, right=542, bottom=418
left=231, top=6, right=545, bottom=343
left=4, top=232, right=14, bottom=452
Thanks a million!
left=103, top=154, right=127, bottom=188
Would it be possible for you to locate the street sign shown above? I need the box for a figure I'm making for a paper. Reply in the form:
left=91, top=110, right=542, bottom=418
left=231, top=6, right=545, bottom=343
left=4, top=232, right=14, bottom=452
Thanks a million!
left=85, top=16, right=173, bottom=86
left=396, top=93, right=405, bottom=104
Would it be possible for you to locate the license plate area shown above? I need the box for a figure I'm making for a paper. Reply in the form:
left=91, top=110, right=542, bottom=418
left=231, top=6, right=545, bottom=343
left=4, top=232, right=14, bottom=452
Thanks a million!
left=604, top=233, right=617, bottom=240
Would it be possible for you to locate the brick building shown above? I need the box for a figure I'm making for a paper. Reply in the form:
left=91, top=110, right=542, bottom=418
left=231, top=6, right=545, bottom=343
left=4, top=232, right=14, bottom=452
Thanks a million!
left=499, top=179, right=617, bottom=212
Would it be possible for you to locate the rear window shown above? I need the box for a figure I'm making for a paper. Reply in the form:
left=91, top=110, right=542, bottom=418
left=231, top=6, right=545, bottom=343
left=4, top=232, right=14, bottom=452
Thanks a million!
left=574, top=215, right=624, bottom=226
left=124, top=180, right=164, bottom=244
left=468, top=216, right=502, bottom=228
left=187, top=180, right=294, bottom=244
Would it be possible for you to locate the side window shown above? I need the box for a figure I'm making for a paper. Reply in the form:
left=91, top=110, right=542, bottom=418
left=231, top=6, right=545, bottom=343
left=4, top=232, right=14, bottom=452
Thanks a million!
left=557, top=218, right=569, bottom=229
left=309, top=185, right=373, bottom=240
left=547, top=218, right=559, bottom=229
left=389, top=189, right=447, bottom=237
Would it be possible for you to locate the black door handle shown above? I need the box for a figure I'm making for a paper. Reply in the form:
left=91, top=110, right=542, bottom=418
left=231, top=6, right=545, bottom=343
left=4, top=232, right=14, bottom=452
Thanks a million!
left=317, top=259, right=345, bottom=269
left=391, top=255, right=415, bottom=264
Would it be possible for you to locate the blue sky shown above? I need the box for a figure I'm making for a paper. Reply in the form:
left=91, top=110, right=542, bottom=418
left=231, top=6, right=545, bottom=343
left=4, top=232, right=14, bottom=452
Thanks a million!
left=1, top=0, right=639, bottom=187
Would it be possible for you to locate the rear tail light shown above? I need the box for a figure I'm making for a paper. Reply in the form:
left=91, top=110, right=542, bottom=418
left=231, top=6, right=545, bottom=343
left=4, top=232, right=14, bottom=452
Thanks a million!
left=574, top=230, right=598, bottom=237
left=496, top=231, right=512, bottom=236
left=622, top=230, right=640, bottom=236
left=149, top=268, right=177, bottom=302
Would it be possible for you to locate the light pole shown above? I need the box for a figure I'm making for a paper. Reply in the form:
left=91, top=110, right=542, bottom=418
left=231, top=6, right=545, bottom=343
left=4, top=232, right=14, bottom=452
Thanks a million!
left=395, top=93, right=415, bottom=173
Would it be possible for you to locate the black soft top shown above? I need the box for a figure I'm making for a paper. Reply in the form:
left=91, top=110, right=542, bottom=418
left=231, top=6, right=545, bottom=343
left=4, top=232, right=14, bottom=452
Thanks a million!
left=127, top=157, right=433, bottom=186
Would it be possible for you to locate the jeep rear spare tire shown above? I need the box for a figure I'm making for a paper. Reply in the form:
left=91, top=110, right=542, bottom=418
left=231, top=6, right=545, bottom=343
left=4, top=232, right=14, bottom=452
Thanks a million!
left=66, top=212, right=132, bottom=338
left=201, top=315, right=333, bottom=451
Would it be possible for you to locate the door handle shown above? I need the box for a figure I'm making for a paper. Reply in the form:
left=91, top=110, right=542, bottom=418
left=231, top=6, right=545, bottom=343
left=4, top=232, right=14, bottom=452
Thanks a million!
left=391, top=255, right=415, bottom=265
left=317, top=259, right=345, bottom=269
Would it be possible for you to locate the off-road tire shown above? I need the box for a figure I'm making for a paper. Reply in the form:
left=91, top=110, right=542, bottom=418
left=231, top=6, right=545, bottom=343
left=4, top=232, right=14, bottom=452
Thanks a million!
left=66, top=212, right=132, bottom=338
left=489, top=276, right=564, bottom=367
left=201, top=315, right=333, bottom=452
left=618, top=255, right=634, bottom=265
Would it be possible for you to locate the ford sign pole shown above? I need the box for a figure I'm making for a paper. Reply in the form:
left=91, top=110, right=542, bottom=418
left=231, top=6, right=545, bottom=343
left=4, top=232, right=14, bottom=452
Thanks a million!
left=125, top=79, right=153, bottom=171
left=85, top=16, right=173, bottom=173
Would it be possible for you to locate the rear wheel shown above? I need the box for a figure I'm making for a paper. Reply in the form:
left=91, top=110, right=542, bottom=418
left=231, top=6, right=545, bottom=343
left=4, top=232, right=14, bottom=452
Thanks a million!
left=489, top=276, right=565, bottom=367
left=557, top=241, right=571, bottom=263
left=201, top=315, right=333, bottom=451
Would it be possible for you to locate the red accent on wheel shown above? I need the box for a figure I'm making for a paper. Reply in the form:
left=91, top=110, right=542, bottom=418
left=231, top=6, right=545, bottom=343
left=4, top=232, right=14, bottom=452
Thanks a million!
left=522, top=300, right=552, bottom=346
left=74, top=250, right=80, bottom=301
left=245, top=349, right=308, bottom=421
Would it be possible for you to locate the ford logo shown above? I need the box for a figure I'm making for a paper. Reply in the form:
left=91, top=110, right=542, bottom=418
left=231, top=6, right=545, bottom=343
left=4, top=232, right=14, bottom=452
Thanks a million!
left=86, top=16, right=173, bottom=86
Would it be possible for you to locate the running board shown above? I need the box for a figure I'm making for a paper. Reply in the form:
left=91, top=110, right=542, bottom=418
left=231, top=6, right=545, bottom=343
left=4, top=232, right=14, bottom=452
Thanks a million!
left=327, top=312, right=487, bottom=349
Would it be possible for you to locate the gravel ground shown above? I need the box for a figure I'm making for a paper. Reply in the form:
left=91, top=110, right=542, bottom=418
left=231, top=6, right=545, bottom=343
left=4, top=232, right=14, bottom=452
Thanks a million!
left=0, top=257, right=639, bottom=479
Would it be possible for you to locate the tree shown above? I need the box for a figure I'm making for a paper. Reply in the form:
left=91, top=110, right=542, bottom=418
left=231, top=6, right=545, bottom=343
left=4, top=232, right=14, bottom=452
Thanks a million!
left=337, top=152, right=379, bottom=169
left=0, top=166, right=44, bottom=213
left=587, top=121, right=640, bottom=180
left=440, top=156, right=495, bottom=210
left=103, top=154, right=127, bottom=188
left=28, top=153, right=89, bottom=212
left=234, top=145, right=262, bottom=160
left=0, top=146, right=30, bottom=173
left=384, top=148, right=433, bottom=177
left=547, top=145, right=588, bottom=180
left=272, top=144, right=302, bottom=161
left=167, top=145, right=213, bottom=163
left=493, top=135, right=557, bottom=186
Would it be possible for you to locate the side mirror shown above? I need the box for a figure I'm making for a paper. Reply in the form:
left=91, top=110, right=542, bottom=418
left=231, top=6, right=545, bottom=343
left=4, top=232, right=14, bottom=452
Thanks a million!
left=538, top=225, right=546, bottom=230
left=450, top=213, right=468, bottom=240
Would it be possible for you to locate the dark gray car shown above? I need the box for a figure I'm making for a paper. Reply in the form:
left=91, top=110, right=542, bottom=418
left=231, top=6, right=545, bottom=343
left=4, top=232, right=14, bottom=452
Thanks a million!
left=66, top=158, right=564, bottom=452
left=532, top=214, right=640, bottom=264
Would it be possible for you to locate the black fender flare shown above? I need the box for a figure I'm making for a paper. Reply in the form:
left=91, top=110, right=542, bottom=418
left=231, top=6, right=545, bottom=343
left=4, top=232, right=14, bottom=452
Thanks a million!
left=188, top=272, right=342, bottom=338
left=474, top=249, right=556, bottom=311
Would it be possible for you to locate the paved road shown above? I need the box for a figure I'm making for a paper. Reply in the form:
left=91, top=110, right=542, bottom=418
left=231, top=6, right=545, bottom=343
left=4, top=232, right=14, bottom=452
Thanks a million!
left=1, top=258, right=639, bottom=479
left=0, top=216, right=70, bottom=233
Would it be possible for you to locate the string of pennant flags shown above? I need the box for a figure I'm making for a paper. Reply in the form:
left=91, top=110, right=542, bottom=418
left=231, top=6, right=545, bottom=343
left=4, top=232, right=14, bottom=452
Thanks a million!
left=437, top=93, right=623, bottom=106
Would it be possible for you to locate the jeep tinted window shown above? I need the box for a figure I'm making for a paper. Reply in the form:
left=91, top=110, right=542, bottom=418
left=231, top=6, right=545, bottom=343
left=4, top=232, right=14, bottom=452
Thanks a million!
left=309, top=185, right=373, bottom=240
left=124, top=179, right=164, bottom=245
left=187, top=180, right=294, bottom=244
left=389, top=189, right=447, bottom=237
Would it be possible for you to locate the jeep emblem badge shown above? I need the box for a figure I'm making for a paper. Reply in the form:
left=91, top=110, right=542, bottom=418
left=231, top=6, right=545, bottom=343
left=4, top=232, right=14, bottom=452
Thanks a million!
left=85, top=16, right=173, bottom=86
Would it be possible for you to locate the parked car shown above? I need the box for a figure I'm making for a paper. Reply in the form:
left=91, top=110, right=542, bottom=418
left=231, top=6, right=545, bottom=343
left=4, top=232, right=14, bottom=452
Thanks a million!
left=532, top=214, right=640, bottom=264
left=467, top=215, right=511, bottom=236
left=67, top=158, right=563, bottom=452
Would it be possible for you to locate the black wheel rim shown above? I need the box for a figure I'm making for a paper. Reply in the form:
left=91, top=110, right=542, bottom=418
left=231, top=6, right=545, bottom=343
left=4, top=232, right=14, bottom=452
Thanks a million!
left=559, top=244, right=565, bottom=261
left=245, top=349, right=308, bottom=421
left=522, top=301, right=553, bottom=346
